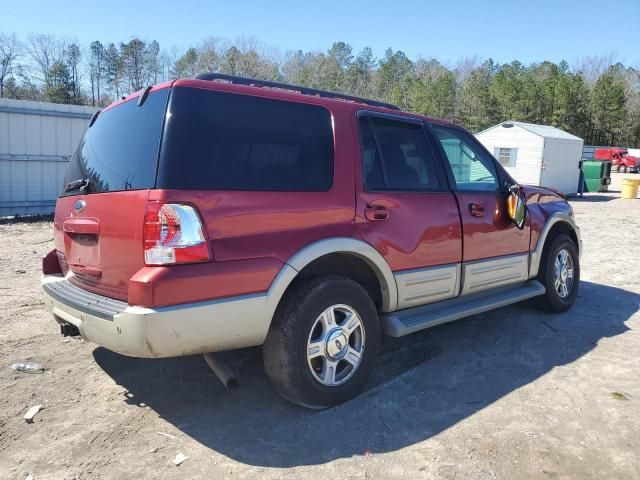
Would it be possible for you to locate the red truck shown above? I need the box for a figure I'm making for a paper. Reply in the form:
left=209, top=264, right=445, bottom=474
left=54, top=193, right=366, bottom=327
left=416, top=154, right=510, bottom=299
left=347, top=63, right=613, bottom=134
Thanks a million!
left=594, top=147, right=640, bottom=173
left=41, top=74, right=581, bottom=408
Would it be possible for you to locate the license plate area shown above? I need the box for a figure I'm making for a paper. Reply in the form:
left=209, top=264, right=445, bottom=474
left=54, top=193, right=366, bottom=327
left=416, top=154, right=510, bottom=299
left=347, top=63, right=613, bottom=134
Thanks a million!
left=65, top=232, right=101, bottom=268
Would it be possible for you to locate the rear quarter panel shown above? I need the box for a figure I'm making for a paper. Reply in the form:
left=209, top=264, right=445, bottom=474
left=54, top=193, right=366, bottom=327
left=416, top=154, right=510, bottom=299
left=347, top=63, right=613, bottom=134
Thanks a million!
left=141, top=99, right=358, bottom=306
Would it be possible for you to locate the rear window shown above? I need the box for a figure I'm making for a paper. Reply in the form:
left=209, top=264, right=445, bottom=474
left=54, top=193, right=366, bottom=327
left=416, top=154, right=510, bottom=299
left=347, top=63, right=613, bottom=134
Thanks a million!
left=61, top=89, right=169, bottom=196
left=157, top=87, right=334, bottom=191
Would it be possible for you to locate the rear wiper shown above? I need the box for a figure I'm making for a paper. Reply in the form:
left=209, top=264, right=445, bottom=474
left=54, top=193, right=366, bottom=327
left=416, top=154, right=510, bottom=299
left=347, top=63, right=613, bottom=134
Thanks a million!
left=64, top=178, right=92, bottom=193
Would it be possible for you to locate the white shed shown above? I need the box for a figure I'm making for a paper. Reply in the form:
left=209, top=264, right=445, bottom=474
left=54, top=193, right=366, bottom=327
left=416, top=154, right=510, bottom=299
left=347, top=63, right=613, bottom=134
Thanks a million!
left=0, top=98, right=97, bottom=216
left=475, top=121, right=584, bottom=195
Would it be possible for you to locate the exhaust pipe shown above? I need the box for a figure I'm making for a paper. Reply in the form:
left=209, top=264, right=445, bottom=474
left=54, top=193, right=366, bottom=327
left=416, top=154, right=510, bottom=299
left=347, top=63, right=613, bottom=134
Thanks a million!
left=203, top=352, right=239, bottom=389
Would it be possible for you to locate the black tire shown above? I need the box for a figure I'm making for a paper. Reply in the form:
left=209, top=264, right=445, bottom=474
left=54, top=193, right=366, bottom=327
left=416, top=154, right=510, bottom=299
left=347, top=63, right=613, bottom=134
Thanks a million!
left=263, top=275, right=380, bottom=409
left=536, top=234, right=580, bottom=312
left=620, top=165, right=628, bottom=173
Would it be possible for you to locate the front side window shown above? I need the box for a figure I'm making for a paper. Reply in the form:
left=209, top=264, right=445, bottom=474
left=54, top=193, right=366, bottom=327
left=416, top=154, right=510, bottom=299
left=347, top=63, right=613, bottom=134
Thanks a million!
left=158, top=88, right=334, bottom=191
left=431, top=124, right=498, bottom=191
left=359, top=115, right=440, bottom=191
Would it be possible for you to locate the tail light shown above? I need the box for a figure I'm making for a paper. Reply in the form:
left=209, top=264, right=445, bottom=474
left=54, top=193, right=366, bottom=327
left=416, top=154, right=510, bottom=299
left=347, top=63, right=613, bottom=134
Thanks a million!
left=143, top=203, right=211, bottom=265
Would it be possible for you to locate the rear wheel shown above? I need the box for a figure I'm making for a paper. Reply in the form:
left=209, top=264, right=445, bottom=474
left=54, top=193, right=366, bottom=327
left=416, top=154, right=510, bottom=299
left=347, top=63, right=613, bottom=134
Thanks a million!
left=263, top=276, right=380, bottom=409
left=536, top=234, right=580, bottom=312
left=620, top=165, right=628, bottom=173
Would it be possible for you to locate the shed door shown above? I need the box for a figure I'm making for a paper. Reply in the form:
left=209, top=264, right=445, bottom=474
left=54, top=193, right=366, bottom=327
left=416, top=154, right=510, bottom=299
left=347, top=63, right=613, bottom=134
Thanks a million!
left=539, top=139, right=582, bottom=194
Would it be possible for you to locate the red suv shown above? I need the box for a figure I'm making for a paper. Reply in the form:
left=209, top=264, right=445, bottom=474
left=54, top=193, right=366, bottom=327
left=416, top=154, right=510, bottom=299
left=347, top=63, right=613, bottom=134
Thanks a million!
left=42, top=74, right=582, bottom=408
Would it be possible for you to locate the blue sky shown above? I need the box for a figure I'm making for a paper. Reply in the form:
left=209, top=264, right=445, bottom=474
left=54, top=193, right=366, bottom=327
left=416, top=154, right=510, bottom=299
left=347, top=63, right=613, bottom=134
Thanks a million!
left=2, top=0, right=638, bottom=66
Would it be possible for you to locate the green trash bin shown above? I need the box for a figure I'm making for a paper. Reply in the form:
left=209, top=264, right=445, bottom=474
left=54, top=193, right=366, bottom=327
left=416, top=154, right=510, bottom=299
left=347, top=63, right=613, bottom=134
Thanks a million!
left=581, top=160, right=612, bottom=192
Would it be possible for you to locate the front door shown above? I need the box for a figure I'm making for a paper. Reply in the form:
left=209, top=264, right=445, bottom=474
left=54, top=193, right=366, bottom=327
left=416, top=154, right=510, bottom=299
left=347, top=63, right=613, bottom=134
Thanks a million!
left=429, top=124, right=531, bottom=295
left=355, top=113, right=462, bottom=310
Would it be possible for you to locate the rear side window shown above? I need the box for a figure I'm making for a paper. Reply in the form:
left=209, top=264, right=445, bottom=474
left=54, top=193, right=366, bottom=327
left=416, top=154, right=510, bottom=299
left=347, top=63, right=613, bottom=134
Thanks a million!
left=61, top=89, right=168, bottom=196
left=359, top=115, right=440, bottom=191
left=158, top=88, right=334, bottom=191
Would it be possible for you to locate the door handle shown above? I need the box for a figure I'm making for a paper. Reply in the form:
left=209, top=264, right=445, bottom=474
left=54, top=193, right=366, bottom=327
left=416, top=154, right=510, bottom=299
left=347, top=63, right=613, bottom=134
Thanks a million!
left=63, top=217, right=100, bottom=234
left=364, top=204, right=389, bottom=221
left=468, top=203, right=485, bottom=217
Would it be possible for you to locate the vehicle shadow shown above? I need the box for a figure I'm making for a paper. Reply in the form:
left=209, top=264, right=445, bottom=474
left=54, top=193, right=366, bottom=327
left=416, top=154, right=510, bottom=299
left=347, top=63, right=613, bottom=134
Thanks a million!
left=570, top=194, right=619, bottom=202
left=93, top=281, right=637, bottom=467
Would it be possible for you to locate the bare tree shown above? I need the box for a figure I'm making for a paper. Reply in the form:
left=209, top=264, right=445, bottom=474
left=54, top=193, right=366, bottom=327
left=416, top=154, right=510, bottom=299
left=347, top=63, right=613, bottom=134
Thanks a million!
left=120, top=38, right=147, bottom=91
left=27, top=34, right=67, bottom=88
left=145, top=40, right=161, bottom=84
left=104, top=43, right=123, bottom=98
left=66, top=43, right=82, bottom=103
left=454, top=55, right=480, bottom=83
left=159, top=49, right=173, bottom=82
left=0, top=33, right=21, bottom=97
left=574, top=53, right=617, bottom=87
left=196, top=37, right=224, bottom=74
left=88, top=41, right=105, bottom=106
left=620, top=67, right=640, bottom=144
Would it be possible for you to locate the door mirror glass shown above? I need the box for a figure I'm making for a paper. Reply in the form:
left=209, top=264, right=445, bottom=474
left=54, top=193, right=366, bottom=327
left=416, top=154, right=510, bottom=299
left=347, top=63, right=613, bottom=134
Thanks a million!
left=507, top=186, right=526, bottom=229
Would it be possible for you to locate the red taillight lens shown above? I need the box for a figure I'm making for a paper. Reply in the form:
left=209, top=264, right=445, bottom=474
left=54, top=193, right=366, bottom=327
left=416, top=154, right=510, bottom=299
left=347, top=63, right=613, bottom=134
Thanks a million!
left=143, top=203, right=211, bottom=265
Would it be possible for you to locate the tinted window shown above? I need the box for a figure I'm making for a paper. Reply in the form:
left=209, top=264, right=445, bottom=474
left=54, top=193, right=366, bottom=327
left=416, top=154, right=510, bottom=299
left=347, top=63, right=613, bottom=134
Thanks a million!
left=61, top=89, right=168, bottom=196
left=431, top=125, right=498, bottom=191
left=158, top=88, right=334, bottom=191
left=359, top=116, right=440, bottom=191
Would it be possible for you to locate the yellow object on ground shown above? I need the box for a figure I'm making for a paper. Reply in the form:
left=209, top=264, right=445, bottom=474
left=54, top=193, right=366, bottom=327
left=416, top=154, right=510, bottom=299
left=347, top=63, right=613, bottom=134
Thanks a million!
left=621, top=178, right=639, bottom=199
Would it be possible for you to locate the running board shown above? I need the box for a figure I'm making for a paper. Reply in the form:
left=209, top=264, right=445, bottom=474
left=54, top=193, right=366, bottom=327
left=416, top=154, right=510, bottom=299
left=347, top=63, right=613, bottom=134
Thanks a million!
left=382, top=280, right=545, bottom=337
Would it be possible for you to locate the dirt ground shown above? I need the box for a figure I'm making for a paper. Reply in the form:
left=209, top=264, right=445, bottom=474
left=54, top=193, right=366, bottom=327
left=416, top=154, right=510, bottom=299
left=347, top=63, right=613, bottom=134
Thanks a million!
left=0, top=173, right=638, bottom=480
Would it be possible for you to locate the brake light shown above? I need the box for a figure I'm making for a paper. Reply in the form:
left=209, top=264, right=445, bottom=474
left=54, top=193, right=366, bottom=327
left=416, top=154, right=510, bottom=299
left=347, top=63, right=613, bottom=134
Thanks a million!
left=143, top=203, right=211, bottom=265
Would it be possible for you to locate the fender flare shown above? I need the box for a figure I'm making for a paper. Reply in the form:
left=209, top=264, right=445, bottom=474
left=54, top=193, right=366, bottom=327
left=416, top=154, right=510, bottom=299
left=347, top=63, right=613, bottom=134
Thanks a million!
left=529, top=212, right=582, bottom=278
left=264, top=237, right=398, bottom=316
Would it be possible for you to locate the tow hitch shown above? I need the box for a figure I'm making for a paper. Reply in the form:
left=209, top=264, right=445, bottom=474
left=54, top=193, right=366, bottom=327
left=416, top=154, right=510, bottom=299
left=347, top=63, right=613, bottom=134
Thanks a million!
left=60, top=323, right=80, bottom=337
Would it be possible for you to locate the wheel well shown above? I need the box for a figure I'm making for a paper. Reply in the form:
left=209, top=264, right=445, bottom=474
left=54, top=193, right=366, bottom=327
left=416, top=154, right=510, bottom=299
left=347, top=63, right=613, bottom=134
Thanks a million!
left=284, top=253, right=383, bottom=310
left=538, top=221, right=579, bottom=276
left=544, top=221, right=579, bottom=255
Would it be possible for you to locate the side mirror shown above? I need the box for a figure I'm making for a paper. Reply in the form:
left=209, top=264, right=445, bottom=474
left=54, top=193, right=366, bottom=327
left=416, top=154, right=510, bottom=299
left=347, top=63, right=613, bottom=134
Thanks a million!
left=507, top=185, right=526, bottom=229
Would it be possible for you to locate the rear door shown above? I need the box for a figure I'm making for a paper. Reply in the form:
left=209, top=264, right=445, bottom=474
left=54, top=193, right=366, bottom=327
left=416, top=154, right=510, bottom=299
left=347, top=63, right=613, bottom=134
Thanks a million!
left=355, top=112, right=462, bottom=310
left=54, top=87, right=169, bottom=301
left=429, top=124, right=530, bottom=295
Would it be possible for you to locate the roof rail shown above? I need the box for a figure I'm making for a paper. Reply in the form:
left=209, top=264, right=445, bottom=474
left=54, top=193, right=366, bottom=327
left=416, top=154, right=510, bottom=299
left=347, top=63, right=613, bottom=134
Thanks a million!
left=194, top=73, right=400, bottom=111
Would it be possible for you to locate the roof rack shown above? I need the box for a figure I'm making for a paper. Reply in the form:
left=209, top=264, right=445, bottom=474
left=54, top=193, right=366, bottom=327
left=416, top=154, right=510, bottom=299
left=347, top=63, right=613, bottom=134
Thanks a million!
left=194, top=73, right=400, bottom=111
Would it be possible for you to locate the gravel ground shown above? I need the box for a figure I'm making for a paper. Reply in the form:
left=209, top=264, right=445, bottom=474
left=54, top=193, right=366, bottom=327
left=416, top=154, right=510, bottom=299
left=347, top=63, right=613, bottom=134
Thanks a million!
left=0, top=173, right=638, bottom=480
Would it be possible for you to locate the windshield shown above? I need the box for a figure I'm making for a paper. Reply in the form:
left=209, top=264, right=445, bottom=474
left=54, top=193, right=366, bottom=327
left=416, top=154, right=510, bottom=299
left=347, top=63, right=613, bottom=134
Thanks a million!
left=60, top=89, right=169, bottom=196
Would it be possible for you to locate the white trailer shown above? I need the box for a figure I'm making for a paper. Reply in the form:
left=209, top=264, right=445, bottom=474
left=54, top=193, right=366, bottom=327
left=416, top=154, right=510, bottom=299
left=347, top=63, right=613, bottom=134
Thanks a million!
left=476, top=121, right=584, bottom=195
left=0, top=98, right=97, bottom=216
left=627, top=148, right=640, bottom=158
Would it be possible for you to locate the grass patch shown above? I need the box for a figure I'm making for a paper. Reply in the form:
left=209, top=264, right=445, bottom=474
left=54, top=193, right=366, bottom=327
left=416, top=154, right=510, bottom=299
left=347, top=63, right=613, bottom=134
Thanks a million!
left=610, top=391, right=630, bottom=401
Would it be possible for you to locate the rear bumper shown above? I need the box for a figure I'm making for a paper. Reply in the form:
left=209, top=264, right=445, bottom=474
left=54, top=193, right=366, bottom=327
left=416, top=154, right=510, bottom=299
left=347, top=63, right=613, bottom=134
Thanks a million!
left=41, top=274, right=272, bottom=358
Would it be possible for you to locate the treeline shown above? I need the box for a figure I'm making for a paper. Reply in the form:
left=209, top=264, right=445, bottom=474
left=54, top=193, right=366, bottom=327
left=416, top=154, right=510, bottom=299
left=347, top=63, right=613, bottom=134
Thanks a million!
left=0, top=33, right=638, bottom=147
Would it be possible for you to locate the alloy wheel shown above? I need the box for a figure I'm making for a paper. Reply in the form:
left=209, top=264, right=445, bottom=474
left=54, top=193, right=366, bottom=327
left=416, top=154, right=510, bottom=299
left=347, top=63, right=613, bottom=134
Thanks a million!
left=554, top=248, right=575, bottom=299
left=306, top=304, right=365, bottom=386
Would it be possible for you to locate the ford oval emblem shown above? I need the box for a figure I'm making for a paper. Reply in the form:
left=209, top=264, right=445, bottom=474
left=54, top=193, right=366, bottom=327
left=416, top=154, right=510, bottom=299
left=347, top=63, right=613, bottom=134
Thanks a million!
left=74, top=200, right=86, bottom=212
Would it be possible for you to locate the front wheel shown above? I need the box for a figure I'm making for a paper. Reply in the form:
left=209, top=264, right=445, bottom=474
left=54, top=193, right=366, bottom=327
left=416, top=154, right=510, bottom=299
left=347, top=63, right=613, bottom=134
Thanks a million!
left=536, top=234, right=580, bottom=312
left=620, top=165, right=628, bottom=173
left=263, top=276, right=380, bottom=409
